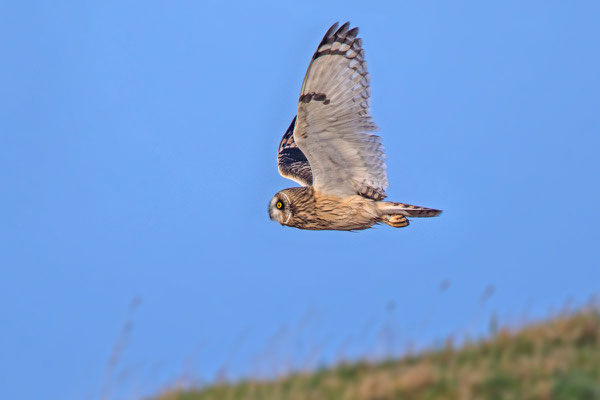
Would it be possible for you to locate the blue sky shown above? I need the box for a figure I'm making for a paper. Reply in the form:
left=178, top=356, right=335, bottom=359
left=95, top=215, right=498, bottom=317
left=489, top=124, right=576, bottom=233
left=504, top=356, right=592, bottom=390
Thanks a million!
left=1, top=1, right=599, bottom=399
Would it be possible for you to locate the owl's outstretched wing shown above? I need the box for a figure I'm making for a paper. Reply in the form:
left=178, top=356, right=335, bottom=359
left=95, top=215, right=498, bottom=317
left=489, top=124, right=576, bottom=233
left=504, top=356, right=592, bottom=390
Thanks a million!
left=293, top=22, right=388, bottom=201
left=277, top=116, right=313, bottom=186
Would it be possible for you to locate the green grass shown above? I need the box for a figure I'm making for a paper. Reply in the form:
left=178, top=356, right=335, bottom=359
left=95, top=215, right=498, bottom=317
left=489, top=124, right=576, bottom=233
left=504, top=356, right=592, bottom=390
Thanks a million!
left=153, top=309, right=600, bottom=400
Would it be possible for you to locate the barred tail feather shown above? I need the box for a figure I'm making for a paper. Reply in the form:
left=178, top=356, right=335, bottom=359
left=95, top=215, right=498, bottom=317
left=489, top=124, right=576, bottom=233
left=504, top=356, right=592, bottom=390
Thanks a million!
left=378, top=201, right=442, bottom=221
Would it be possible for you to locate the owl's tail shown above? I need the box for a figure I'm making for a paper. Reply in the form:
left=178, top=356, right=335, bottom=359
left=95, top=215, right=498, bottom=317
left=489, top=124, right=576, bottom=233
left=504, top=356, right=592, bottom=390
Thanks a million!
left=377, top=201, right=442, bottom=228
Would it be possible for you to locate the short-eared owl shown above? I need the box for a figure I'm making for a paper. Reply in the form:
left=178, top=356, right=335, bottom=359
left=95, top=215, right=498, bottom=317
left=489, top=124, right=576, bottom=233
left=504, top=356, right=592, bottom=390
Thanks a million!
left=269, top=22, right=441, bottom=231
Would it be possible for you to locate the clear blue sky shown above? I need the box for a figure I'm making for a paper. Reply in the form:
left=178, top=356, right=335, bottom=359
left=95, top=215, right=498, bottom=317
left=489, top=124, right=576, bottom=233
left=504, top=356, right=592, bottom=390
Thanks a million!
left=1, top=1, right=599, bottom=399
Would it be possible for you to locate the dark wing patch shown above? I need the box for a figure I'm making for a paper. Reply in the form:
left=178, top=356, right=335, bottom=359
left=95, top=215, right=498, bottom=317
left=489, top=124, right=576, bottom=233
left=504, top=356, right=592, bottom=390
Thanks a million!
left=277, top=116, right=313, bottom=186
left=300, top=92, right=331, bottom=105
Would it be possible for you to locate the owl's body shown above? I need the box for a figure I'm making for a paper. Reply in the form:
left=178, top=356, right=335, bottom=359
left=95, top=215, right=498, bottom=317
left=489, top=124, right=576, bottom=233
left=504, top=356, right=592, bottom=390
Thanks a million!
left=269, top=187, right=439, bottom=231
left=269, top=23, right=441, bottom=231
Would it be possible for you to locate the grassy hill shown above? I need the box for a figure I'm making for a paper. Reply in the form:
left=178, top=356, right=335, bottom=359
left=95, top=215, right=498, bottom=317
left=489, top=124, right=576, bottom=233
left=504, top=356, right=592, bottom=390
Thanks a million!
left=154, top=309, right=600, bottom=400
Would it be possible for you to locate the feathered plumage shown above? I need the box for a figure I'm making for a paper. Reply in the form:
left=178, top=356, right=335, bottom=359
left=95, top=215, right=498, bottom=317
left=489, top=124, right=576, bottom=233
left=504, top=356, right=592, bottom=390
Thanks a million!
left=270, top=23, right=441, bottom=231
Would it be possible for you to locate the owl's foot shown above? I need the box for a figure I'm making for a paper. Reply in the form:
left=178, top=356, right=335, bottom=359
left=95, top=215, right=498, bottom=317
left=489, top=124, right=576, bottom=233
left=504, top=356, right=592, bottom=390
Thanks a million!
left=382, top=214, right=409, bottom=228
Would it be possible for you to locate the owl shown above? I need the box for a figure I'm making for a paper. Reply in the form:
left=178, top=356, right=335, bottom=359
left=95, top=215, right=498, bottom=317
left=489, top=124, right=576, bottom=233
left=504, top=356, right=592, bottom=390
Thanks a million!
left=269, top=22, right=441, bottom=231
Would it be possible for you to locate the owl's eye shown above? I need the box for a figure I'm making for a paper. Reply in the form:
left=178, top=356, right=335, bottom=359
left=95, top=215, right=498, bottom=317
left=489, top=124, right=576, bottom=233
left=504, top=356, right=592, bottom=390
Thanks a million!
left=276, top=201, right=283, bottom=209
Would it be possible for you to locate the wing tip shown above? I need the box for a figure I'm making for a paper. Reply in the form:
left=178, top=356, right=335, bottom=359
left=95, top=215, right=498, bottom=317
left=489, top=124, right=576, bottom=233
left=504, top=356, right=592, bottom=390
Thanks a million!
left=321, top=21, right=360, bottom=44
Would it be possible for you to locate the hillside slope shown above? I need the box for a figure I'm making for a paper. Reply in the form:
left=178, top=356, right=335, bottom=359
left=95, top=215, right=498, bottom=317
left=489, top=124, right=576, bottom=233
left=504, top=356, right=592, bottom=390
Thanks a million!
left=155, top=309, right=600, bottom=400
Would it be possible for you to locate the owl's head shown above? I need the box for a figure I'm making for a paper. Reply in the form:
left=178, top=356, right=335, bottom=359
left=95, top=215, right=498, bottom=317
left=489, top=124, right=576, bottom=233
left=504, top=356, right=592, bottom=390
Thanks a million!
left=268, top=190, right=293, bottom=226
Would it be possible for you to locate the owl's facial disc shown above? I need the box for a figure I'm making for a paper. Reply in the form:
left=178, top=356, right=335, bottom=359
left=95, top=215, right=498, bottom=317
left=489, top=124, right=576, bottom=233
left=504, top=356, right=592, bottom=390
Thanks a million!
left=269, top=193, right=291, bottom=225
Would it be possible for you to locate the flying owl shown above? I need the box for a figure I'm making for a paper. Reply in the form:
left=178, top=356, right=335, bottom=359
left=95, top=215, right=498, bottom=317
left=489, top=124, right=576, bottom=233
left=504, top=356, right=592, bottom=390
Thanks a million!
left=269, top=22, right=441, bottom=231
